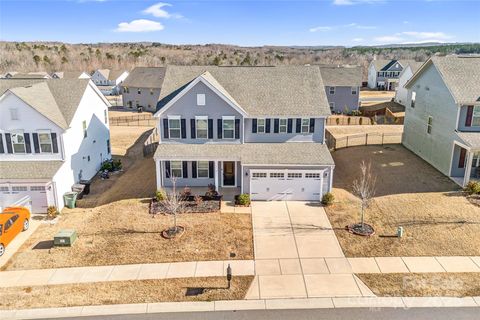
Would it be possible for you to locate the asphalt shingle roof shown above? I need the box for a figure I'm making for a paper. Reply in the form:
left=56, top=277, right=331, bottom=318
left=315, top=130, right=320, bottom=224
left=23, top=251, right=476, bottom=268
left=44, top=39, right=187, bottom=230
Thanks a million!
left=158, top=66, right=330, bottom=117
left=122, top=67, right=166, bottom=89
left=0, top=161, right=64, bottom=179
left=154, top=142, right=334, bottom=166
left=371, top=59, right=418, bottom=71
left=457, top=132, right=480, bottom=149
left=320, top=65, right=362, bottom=87
left=0, top=79, right=91, bottom=129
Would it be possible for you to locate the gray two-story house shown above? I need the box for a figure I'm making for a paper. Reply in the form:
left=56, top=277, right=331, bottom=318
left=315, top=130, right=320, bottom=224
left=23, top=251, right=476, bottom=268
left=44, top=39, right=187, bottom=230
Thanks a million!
left=121, top=67, right=166, bottom=112
left=153, top=66, right=334, bottom=201
left=402, top=55, right=480, bottom=187
left=320, top=65, right=362, bottom=113
left=368, top=59, right=417, bottom=90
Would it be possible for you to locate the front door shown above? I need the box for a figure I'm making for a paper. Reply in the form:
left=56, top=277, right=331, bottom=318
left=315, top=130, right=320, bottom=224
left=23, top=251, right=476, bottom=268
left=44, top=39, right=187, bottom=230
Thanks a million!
left=223, top=161, right=235, bottom=186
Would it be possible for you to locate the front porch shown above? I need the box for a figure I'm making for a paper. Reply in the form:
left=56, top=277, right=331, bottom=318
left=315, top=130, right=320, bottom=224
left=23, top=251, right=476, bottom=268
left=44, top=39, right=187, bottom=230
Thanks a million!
left=164, top=186, right=241, bottom=202
left=450, top=140, right=480, bottom=187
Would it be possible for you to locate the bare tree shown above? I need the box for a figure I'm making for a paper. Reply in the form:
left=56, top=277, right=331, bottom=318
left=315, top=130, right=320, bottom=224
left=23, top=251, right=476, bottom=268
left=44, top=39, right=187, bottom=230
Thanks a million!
left=352, top=161, right=377, bottom=233
left=162, top=176, right=187, bottom=236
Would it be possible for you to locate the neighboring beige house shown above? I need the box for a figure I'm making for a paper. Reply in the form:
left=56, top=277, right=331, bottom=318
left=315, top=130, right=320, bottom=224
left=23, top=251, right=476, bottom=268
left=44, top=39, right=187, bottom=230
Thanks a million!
left=394, top=61, right=424, bottom=106
left=91, top=69, right=129, bottom=95
left=402, top=55, right=480, bottom=187
left=121, top=67, right=166, bottom=112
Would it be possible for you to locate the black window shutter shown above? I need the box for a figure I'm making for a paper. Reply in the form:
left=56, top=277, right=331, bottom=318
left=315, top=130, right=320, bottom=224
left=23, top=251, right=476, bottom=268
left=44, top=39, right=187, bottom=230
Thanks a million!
left=190, top=119, right=196, bottom=139
left=295, top=118, right=301, bottom=133
left=181, top=119, right=186, bottom=139
left=163, top=118, right=169, bottom=138
left=51, top=133, right=59, bottom=153
left=209, top=161, right=214, bottom=178
left=309, top=118, right=315, bottom=133
left=208, top=119, right=213, bottom=139
left=235, top=119, right=240, bottom=139
left=5, top=133, right=12, bottom=153
left=24, top=133, right=31, bottom=153
left=274, top=119, right=279, bottom=133
left=32, top=133, right=40, bottom=153
left=252, top=118, right=257, bottom=133
left=192, top=161, right=197, bottom=178
left=165, top=161, right=171, bottom=178
left=265, top=119, right=271, bottom=133
left=0, top=134, right=4, bottom=153
left=182, top=161, right=188, bottom=178
left=287, top=119, right=293, bottom=133
left=217, top=119, right=223, bottom=139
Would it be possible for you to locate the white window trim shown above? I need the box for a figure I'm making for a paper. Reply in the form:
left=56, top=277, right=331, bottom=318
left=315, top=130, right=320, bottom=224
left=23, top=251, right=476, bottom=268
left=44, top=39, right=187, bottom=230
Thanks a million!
left=472, top=105, right=480, bottom=127
left=168, top=115, right=182, bottom=139
left=37, top=130, right=53, bottom=153
left=257, top=118, right=266, bottom=134
left=197, top=94, right=206, bottom=106
left=427, top=116, right=433, bottom=134
left=170, top=161, right=183, bottom=178
left=329, top=86, right=335, bottom=95
left=351, top=86, right=357, bottom=95
left=11, top=130, right=26, bottom=154
left=301, top=118, right=310, bottom=134
left=222, top=116, right=235, bottom=140
left=279, top=118, right=287, bottom=133
left=195, top=116, right=209, bottom=139
left=197, top=161, right=210, bottom=179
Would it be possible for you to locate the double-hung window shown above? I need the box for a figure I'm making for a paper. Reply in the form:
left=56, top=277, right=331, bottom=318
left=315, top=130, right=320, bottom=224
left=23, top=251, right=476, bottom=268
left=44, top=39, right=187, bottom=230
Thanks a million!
left=472, top=106, right=480, bottom=127
left=196, top=116, right=208, bottom=139
left=11, top=131, right=26, bottom=153
left=351, top=87, right=357, bottom=95
left=411, top=91, right=416, bottom=108
left=329, top=86, right=335, bottom=95
left=38, top=131, right=53, bottom=153
left=427, top=116, right=433, bottom=134
left=301, top=118, right=310, bottom=134
left=170, top=161, right=183, bottom=178
left=222, top=116, right=235, bottom=139
left=257, top=119, right=266, bottom=133
left=168, top=116, right=181, bottom=139
left=279, top=118, right=287, bottom=133
left=197, top=161, right=209, bottom=178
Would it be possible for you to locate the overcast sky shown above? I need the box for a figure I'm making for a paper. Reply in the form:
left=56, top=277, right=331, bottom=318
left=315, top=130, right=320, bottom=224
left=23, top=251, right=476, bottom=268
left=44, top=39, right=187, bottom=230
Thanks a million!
left=1, top=0, right=479, bottom=46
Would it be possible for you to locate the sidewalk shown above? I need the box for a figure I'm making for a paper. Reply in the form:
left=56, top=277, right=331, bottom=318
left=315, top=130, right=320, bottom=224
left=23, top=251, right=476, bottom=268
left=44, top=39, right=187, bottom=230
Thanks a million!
left=1, top=296, right=479, bottom=320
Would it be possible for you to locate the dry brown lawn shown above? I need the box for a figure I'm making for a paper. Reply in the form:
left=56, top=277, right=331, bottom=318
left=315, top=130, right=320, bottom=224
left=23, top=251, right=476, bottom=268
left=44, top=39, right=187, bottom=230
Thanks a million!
left=360, top=91, right=395, bottom=98
left=0, top=276, right=253, bottom=310
left=3, top=199, right=253, bottom=270
left=325, top=145, right=480, bottom=257
left=357, top=273, right=480, bottom=297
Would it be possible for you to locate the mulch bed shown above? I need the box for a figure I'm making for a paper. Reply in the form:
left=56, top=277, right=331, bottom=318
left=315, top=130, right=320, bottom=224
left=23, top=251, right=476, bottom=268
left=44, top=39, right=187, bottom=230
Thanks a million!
left=150, top=198, right=221, bottom=215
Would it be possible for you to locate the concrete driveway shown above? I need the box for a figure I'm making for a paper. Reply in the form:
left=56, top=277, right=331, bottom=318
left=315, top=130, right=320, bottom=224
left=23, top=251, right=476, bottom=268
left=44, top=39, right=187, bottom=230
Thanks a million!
left=247, top=201, right=373, bottom=300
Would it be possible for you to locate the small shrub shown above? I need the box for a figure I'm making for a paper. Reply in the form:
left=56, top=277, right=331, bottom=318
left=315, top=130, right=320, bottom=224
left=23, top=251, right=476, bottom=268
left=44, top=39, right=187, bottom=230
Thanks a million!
left=237, top=194, right=251, bottom=206
left=464, top=181, right=480, bottom=195
left=156, top=189, right=166, bottom=201
left=205, top=184, right=218, bottom=198
left=47, top=206, right=58, bottom=218
left=100, top=159, right=122, bottom=172
left=194, top=195, right=203, bottom=205
left=100, top=161, right=113, bottom=171
left=181, top=187, right=192, bottom=197
left=321, top=192, right=335, bottom=206
left=112, top=159, right=122, bottom=171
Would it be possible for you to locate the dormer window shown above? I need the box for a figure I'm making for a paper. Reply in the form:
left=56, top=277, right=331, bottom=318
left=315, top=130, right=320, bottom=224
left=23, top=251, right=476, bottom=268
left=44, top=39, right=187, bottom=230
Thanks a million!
left=197, top=94, right=206, bottom=106
left=10, top=108, right=19, bottom=120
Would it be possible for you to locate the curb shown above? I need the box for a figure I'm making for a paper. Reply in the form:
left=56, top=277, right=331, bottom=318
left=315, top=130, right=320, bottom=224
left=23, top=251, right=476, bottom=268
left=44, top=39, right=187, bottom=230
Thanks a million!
left=1, top=296, right=479, bottom=319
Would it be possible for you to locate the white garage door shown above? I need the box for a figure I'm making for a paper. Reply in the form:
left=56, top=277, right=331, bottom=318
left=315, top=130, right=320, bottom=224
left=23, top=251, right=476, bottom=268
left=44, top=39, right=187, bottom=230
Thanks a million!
left=250, top=170, right=324, bottom=201
left=2, top=185, right=48, bottom=214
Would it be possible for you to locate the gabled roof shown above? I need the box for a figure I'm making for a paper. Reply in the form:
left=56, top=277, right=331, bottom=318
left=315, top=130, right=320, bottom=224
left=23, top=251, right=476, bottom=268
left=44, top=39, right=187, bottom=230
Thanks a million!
left=9, top=72, right=51, bottom=79
left=157, top=66, right=330, bottom=117
left=0, top=79, right=91, bottom=129
left=456, top=132, right=480, bottom=150
left=406, top=55, right=480, bottom=105
left=371, top=59, right=418, bottom=71
left=122, top=67, right=166, bottom=89
left=94, top=69, right=128, bottom=81
left=52, top=71, right=90, bottom=79
left=319, top=65, right=362, bottom=87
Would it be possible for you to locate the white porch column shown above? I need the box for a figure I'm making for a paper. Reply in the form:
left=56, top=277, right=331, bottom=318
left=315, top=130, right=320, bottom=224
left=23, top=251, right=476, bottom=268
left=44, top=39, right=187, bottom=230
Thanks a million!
left=464, top=151, right=474, bottom=187
left=214, top=161, right=219, bottom=191
left=155, top=160, right=162, bottom=190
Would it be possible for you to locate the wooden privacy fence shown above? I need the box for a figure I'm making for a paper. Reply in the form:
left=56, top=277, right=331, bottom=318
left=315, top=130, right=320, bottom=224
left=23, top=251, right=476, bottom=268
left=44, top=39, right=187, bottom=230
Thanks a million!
left=110, top=114, right=156, bottom=127
left=143, top=128, right=159, bottom=157
left=326, top=131, right=403, bottom=151
left=326, top=116, right=373, bottom=126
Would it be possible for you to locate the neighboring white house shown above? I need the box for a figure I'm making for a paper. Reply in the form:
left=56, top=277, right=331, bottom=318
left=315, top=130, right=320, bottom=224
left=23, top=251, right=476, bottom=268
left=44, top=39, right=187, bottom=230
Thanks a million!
left=402, top=55, right=480, bottom=187
left=51, top=71, right=91, bottom=80
left=368, top=59, right=418, bottom=90
left=394, top=62, right=424, bottom=106
left=0, top=79, right=111, bottom=213
left=3, top=72, right=52, bottom=79
left=91, top=69, right=129, bottom=95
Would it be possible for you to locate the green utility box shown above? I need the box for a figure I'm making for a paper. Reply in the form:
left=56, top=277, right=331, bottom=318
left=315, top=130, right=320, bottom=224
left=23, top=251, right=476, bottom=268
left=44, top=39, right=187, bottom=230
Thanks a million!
left=63, top=192, right=78, bottom=209
left=54, top=229, right=77, bottom=247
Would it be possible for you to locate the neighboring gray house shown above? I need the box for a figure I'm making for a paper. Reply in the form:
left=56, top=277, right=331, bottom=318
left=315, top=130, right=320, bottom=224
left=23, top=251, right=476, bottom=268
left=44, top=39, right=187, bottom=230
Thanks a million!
left=402, top=55, right=480, bottom=187
left=394, top=61, right=424, bottom=106
left=153, top=66, right=334, bottom=201
left=368, top=59, right=417, bottom=90
left=121, top=67, right=166, bottom=112
left=320, top=65, right=362, bottom=113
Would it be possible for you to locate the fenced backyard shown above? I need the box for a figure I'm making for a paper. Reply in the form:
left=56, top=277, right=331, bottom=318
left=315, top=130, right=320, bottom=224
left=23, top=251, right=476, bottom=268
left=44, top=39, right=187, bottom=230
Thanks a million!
left=325, top=126, right=403, bottom=150
left=326, top=115, right=373, bottom=126
left=143, top=127, right=159, bottom=157
left=109, top=114, right=156, bottom=127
